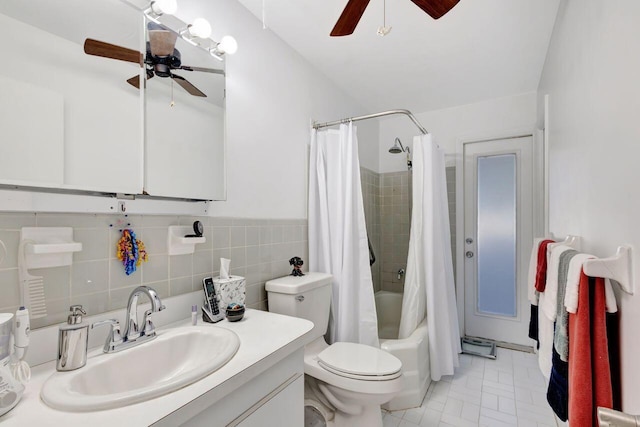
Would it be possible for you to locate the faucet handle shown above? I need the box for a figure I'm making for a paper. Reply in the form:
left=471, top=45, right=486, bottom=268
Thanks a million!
left=92, top=319, right=123, bottom=353
left=141, top=309, right=156, bottom=337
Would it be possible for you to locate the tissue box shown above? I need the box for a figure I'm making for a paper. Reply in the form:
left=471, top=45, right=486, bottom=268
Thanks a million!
left=213, top=275, right=246, bottom=308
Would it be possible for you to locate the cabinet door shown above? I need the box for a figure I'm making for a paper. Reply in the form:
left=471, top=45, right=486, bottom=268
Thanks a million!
left=236, top=376, right=304, bottom=427
left=144, top=24, right=226, bottom=201
left=0, top=0, right=143, bottom=194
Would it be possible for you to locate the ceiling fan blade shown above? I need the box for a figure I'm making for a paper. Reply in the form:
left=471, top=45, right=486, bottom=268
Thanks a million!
left=127, top=75, right=141, bottom=89
left=149, top=30, right=178, bottom=57
left=84, top=39, right=143, bottom=64
left=180, top=65, right=225, bottom=75
left=330, top=0, right=372, bottom=37
left=409, top=0, right=460, bottom=19
left=171, top=74, right=207, bottom=97
left=126, top=72, right=155, bottom=89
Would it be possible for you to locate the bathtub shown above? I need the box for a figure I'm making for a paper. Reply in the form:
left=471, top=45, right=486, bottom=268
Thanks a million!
left=375, top=290, right=430, bottom=411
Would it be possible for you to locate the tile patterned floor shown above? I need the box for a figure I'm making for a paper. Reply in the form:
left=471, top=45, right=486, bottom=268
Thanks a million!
left=382, top=348, right=566, bottom=427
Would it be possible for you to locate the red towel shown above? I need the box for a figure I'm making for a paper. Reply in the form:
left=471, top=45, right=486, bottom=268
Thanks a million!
left=535, top=239, right=555, bottom=292
left=568, top=271, right=613, bottom=427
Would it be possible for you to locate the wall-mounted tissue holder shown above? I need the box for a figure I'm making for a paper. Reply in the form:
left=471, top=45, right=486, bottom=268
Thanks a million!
left=583, top=245, right=634, bottom=295
left=168, top=226, right=206, bottom=255
left=20, top=227, right=82, bottom=269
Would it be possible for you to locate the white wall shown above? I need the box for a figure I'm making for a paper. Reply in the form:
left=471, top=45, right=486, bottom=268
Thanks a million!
left=174, top=0, right=376, bottom=218
left=538, top=0, right=640, bottom=412
left=378, top=92, right=537, bottom=173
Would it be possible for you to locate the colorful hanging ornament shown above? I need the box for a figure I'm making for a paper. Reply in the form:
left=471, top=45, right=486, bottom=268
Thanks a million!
left=116, top=229, right=148, bottom=275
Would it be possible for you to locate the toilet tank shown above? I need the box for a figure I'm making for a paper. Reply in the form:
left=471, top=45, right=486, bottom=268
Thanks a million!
left=265, top=272, right=332, bottom=340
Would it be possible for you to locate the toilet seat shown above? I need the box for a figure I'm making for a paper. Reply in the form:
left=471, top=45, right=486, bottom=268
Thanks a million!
left=317, top=342, right=402, bottom=381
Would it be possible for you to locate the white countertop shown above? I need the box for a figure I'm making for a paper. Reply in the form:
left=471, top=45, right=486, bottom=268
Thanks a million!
left=0, top=309, right=314, bottom=426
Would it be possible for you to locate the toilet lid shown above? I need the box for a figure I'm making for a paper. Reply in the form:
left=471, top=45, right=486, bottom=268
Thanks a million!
left=317, top=342, right=402, bottom=380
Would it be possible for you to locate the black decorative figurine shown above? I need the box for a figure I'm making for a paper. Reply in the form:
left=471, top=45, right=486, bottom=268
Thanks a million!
left=289, top=256, right=305, bottom=276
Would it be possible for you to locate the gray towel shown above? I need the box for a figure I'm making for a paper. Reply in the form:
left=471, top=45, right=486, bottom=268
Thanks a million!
left=554, top=249, right=579, bottom=361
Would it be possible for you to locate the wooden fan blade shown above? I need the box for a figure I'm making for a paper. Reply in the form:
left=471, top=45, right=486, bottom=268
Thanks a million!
left=127, top=75, right=141, bottom=89
left=84, top=39, right=142, bottom=65
left=409, top=0, right=460, bottom=19
left=126, top=72, right=155, bottom=89
left=171, top=74, right=207, bottom=97
left=330, top=0, right=372, bottom=37
left=149, top=30, right=178, bottom=57
left=180, top=65, right=225, bottom=75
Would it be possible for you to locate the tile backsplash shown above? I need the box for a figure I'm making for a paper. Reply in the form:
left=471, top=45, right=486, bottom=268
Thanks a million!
left=0, top=213, right=308, bottom=329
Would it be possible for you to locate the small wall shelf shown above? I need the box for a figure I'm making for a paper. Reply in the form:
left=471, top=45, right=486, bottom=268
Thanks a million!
left=21, top=227, right=83, bottom=269
left=168, top=226, right=206, bottom=255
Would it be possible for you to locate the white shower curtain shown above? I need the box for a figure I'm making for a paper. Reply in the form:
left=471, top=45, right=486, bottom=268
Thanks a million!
left=399, top=134, right=460, bottom=381
left=309, top=123, right=379, bottom=348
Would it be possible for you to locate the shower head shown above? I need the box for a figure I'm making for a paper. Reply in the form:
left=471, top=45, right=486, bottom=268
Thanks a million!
left=389, top=137, right=404, bottom=154
left=389, top=137, right=412, bottom=170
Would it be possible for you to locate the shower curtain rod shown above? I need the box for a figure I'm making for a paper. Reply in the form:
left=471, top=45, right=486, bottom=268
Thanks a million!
left=312, top=109, right=428, bottom=135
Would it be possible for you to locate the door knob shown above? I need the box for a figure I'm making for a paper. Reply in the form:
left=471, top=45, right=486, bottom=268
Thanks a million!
left=466, top=251, right=474, bottom=258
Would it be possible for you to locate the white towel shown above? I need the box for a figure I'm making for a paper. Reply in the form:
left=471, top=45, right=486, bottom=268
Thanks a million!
left=565, top=254, right=618, bottom=314
left=527, top=238, right=546, bottom=305
left=540, top=245, right=573, bottom=321
left=537, top=297, right=554, bottom=381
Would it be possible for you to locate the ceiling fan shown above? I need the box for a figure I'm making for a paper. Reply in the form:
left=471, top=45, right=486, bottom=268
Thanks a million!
left=331, top=0, right=460, bottom=36
left=83, top=23, right=223, bottom=97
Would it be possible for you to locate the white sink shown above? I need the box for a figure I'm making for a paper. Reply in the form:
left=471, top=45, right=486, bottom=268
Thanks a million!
left=41, top=325, right=240, bottom=412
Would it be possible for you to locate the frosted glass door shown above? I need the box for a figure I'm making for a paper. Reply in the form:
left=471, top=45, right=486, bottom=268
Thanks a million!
left=476, top=154, right=517, bottom=316
left=463, top=136, right=534, bottom=346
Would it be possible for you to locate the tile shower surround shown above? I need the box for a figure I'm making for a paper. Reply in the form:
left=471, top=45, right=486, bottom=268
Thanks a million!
left=361, top=166, right=457, bottom=293
left=0, top=213, right=308, bottom=329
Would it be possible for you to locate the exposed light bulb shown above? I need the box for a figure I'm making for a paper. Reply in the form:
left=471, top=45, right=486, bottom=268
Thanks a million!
left=145, top=0, right=177, bottom=23
left=153, top=0, right=177, bottom=15
left=189, top=18, right=211, bottom=39
left=218, top=35, right=238, bottom=55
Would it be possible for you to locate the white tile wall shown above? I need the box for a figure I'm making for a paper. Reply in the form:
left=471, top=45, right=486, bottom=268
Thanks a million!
left=0, top=213, right=308, bottom=329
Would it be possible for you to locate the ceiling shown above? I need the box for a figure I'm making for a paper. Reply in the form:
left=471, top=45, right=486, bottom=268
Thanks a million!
left=235, top=0, right=561, bottom=113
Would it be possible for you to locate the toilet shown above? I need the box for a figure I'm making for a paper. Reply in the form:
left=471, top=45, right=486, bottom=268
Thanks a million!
left=266, top=272, right=403, bottom=427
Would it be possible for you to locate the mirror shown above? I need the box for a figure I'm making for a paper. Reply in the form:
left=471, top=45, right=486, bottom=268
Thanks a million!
left=0, top=0, right=226, bottom=200
left=0, top=0, right=143, bottom=194
left=143, top=19, right=226, bottom=200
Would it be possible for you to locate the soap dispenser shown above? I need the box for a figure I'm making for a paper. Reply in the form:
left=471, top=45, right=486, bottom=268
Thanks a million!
left=57, top=305, right=89, bottom=372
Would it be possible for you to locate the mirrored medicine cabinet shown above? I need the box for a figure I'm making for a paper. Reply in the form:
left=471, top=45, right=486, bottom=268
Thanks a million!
left=0, top=0, right=226, bottom=202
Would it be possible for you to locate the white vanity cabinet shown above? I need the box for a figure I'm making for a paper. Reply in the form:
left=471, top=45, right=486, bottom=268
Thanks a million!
left=0, top=308, right=312, bottom=427
left=169, top=349, right=304, bottom=427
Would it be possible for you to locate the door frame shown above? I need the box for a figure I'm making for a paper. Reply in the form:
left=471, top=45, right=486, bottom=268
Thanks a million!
left=455, top=128, right=544, bottom=341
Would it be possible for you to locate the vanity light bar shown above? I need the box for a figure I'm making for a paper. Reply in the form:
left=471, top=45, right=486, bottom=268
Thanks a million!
left=143, top=0, right=177, bottom=23
left=129, top=0, right=238, bottom=58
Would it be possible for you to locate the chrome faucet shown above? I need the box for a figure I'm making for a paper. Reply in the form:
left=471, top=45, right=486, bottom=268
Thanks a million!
left=92, top=286, right=165, bottom=353
left=123, top=286, right=165, bottom=340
